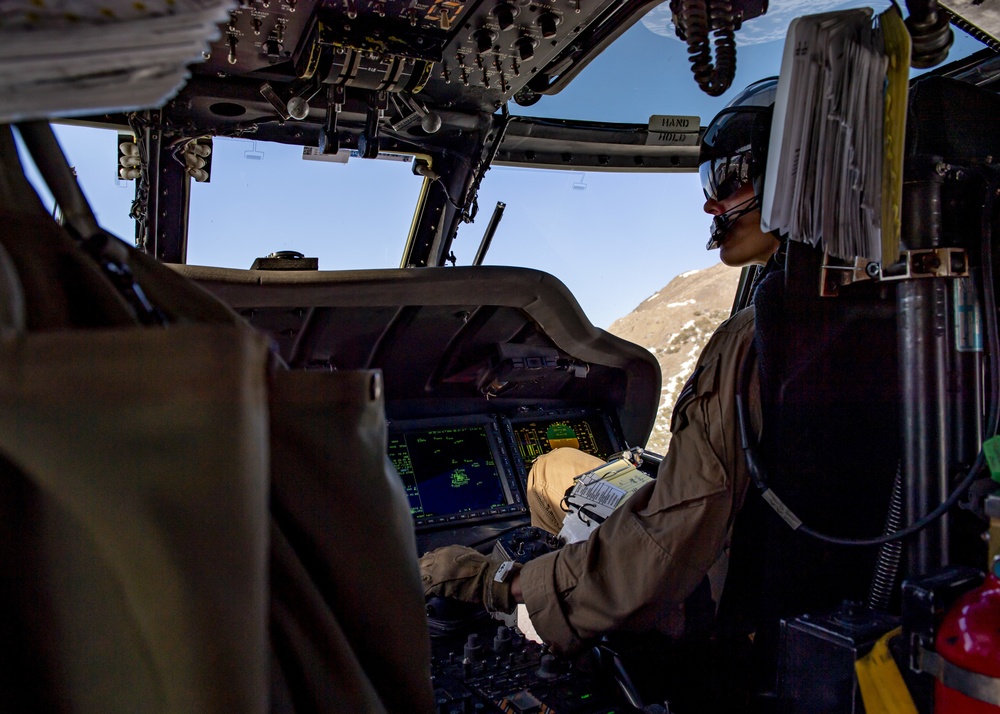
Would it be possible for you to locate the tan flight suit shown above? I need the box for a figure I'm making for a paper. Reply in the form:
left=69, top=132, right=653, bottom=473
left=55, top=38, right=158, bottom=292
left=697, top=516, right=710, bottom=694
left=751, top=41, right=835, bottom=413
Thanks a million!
left=519, top=307, right=758, bottom=655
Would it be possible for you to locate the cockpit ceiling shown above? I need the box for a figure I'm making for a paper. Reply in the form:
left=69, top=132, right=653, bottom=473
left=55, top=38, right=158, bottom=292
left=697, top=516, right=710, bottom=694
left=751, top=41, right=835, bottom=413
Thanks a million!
left=149, top=0, right=764, bottom=154
left=188, top=0, right=663, bottom=119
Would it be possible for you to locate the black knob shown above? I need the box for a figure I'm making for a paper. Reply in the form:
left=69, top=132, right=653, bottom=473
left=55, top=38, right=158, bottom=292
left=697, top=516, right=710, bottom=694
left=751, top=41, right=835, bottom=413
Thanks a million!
left=358, top=131, right=379, bottom=159
left=474, top=28, right=495, bottom=54
left=464, top=633, right=483, bottom=661
left=536, top=653, right=559, bottom=679
left=511, top=631, right=525, bottom=650
left=494, top=3, right=517, bottom=31
left=493, top=625, right=512, bottom=654
left=538, top=12, right=560, bottom=39
left=318, top=128, right=339, bottom=155
left=514, top=36, right=535, bottom=61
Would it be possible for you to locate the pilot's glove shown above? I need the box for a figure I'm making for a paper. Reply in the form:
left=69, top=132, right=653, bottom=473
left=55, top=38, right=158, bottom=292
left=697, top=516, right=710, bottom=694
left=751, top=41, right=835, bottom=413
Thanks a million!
left=419, top=545, right=521, bottom=614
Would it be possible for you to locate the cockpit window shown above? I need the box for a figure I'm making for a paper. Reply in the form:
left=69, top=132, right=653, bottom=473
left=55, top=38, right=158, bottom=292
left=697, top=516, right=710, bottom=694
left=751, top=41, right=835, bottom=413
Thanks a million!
left=468, top=166, right=714, bottom=328
left=32, top=125, right=716, bottom=328
left=21, top=124, right=136, bottom=242
left=185, top=137, right=422, bottom=270
left=513, top=0, right=990, bottom=126
left=25, top=1, right=992, bottom=329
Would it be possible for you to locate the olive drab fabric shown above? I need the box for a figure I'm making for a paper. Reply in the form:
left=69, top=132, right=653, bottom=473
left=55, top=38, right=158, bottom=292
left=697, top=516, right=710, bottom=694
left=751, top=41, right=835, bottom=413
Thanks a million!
left=0, top=322, right=273, bottom=714
left=0, top=125, right=435, bottom=713
left=418, top=545, right=521, bottom=616
left=268, top=370, right=435, bottom=714
left=519, top=307, right=758, bottom=655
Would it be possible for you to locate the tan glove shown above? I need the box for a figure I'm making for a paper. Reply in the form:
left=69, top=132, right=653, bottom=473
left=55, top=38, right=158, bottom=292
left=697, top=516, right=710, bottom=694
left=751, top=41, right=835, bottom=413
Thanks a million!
left=418, top=545, right=521, bottom=614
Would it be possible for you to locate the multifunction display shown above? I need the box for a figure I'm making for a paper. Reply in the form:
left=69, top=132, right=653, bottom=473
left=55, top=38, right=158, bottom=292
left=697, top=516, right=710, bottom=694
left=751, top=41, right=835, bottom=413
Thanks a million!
left=507, top=412, right=621, bottom=467
left=387, top=417, right=523, bottom=529
left=387, top=410, right=622, bottom=530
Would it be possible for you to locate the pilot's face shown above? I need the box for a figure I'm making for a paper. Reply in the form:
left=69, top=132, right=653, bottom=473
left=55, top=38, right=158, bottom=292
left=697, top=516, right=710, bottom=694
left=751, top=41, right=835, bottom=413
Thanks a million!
left=703, top=184, right=779, bottom=267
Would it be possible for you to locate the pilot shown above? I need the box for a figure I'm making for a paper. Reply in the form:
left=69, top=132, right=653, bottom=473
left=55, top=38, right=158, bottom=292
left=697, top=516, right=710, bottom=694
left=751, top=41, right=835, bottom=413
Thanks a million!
left=419, top=79, right=780, bottom=657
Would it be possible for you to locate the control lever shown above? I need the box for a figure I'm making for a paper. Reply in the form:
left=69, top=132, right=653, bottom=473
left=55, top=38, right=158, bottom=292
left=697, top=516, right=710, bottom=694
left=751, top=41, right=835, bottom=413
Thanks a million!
left=593, top=641, right=671, bottom=714
left=359, top=90, right=387, bottom=159
left=319, top=85, right=344, bottom=155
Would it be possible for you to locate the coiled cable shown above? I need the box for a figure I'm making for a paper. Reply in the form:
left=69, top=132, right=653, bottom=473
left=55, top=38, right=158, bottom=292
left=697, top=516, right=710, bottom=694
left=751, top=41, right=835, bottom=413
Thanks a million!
left=673, top=0, right=737, bottom=97
left=905, top=0, right=954, bottom=69
left=867, top=468, right=904, bottom=610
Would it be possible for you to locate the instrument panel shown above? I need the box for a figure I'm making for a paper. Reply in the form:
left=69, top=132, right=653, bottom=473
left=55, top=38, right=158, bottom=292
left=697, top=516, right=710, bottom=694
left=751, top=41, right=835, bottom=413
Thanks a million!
left=394, top=407, right=640, bottom=713
left=388, top=407, right=624, bottom=532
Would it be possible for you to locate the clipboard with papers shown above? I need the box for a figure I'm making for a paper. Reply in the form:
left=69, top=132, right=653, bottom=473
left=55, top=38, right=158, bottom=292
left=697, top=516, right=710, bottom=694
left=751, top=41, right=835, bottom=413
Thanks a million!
left=760, top=7, right=910, bottom=265
left=557, top=456, right=653, bottom=544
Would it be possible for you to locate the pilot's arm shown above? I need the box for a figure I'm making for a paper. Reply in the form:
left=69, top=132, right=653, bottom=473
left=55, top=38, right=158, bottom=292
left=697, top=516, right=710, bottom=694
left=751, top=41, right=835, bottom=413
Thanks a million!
left=420, top=307, right=757, bottom=655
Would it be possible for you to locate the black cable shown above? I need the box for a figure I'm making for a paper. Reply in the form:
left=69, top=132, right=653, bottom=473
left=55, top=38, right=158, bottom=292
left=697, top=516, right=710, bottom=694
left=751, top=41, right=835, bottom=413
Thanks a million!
left=675, top=0, right=737, bottom=97
left=736, top=340, right=988, bottom=547
left=457, top=104, right=512, bottom=225
left=979, top=175, right=999, bottom=439
left=464, top=523, right=532, bottom=549
left=432, top=175, right=467, bottom=213
left=126, top=113, right=150, bottom=249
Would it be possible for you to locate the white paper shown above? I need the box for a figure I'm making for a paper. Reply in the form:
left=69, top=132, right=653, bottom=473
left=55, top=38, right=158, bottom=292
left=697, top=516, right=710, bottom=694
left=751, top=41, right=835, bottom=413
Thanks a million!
left=760, top=8, right=887, bottom=263
left=0, top=0, right=234, bottom=122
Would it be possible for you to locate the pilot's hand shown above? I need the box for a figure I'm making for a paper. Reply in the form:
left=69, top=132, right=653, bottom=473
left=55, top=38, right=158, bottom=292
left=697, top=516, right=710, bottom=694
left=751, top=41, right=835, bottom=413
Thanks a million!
left=419, top=545, right=521, bottom=615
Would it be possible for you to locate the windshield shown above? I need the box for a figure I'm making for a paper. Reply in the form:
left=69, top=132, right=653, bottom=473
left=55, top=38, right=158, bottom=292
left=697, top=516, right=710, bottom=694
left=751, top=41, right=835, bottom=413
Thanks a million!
left=26, top=124, right=709, bottom=327
left=514, top=0, right=990, bottom=124
left=469, top=168, right=710, bottom=328
left=23, top=0, right=992, bottom=330
left=185, top=139, right=422, bottom=270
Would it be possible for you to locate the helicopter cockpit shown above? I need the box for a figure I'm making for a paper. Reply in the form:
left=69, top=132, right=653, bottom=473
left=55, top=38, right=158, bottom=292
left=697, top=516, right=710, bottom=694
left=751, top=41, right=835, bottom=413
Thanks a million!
left=4, top=1, right=1000, bottom=712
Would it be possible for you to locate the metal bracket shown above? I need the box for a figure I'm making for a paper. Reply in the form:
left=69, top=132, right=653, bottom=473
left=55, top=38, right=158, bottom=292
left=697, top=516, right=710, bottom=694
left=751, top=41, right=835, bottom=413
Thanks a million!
left=880, top=247, right=970, bottom=281
left=819, top=248, right=970, bottom=296
left=917, top=646, right=1000, bottom=706
left=819, top=254, right=879, bottom=297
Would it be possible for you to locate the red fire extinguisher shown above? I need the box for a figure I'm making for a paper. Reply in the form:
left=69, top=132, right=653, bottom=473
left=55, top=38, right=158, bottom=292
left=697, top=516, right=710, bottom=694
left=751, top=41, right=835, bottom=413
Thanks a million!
left=933, top=558, right=1000, bottom=713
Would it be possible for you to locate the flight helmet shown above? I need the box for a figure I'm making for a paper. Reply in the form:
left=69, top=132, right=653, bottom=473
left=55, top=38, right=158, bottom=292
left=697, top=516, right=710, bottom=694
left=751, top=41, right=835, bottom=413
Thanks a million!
left=699, top=77, right=778, bottom=250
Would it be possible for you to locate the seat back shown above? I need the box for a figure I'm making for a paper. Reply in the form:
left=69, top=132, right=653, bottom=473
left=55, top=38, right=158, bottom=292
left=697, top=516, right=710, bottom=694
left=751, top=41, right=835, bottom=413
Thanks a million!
left=717, top=242, right=901, bottom=697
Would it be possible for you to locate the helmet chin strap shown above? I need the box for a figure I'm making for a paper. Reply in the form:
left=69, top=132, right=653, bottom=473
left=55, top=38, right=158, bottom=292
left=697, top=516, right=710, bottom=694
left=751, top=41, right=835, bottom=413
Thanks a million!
left=706, top=193, right=761, bottom=250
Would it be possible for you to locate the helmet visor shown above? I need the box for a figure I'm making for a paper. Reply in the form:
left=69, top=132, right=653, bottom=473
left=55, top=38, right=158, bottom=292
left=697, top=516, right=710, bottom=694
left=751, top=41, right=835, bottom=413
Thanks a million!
left=700, top=151, right=753, bottom=202
left=699, top=106, right=763, bottom=201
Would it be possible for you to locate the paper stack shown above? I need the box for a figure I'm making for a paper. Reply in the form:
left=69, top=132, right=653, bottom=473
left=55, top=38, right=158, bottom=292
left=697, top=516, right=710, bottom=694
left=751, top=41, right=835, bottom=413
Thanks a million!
left=0, top=0, right=234, bottom=123
left=761, top=8, right=908, bottom=264
left=557, top=457, right=651, bottom=544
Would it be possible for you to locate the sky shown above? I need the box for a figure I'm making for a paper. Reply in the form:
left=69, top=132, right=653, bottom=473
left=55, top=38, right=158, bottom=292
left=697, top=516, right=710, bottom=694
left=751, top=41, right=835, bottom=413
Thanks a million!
left=24, top=0, right=988, bottom=328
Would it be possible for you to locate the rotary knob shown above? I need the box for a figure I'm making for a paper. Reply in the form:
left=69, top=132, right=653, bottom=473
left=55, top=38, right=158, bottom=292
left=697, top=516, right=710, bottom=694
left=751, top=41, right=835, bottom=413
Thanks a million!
left=538, top=12, right=561, bottom=39
left=536, top=653, right=559, bottom=679
left=474, top=28, right=496, bottom=54
left=493, top=625, right=512, bottom=654
left=493, top=2, right=519, bottom=31
left=514, top=35, right=536, bottom=62
left=464, top=633, right=483, bottom=661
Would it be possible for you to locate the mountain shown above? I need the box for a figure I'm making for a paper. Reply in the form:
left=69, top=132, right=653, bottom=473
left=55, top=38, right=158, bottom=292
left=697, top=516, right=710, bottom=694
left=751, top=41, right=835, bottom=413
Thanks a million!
left=607, top=262, right=742, bottom=455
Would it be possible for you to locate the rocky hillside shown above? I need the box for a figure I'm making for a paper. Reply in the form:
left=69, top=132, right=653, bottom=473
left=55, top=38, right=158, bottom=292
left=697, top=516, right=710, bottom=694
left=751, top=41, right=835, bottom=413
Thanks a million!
left=607, top=262, right=742, bottom=455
